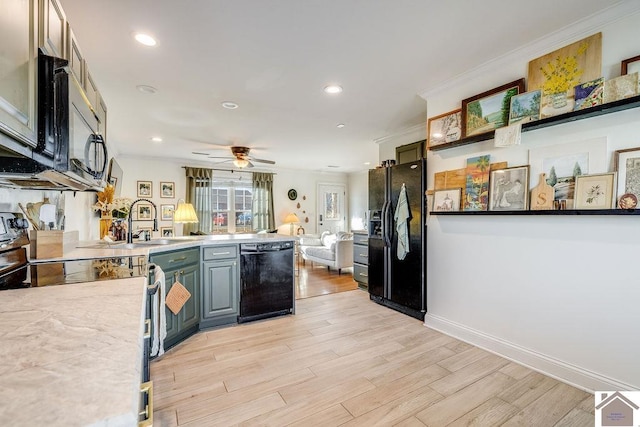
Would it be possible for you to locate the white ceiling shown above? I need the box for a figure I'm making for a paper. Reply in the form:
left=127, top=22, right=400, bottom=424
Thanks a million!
left=58, top=0, right=620, bottom=173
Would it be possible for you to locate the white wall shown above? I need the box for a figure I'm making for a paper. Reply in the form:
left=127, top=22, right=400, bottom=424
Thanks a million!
left=421, top=5, right=640, bottom=391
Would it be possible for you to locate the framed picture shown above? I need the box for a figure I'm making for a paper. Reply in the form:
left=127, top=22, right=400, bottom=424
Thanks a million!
left=603, top=73, right=638, bottom=103
left=137, top=180, right=152, bottom=198
left=461, top=78, right=525, bottom=137
left=528, top=33, right=602, bottom=118
left=137, top=204, right=152, bottom=220
left=528, top=137, right=607, bottom=207
left=614, top=146, right=640, bottom=204
left=488, top=166, right=530, bottom=211
left=427, top=109, right=461, bottom=149
left=160, top=227, right=174, bottom=237
left=160, top=181, right=175, bottom=198
left=161, top=204, right=175, bottom=221
left=432, top=188, right=461, bottom=212
left=573, top=77, right=604, bottom=111
left=621, top=54, right=640, bottom=75
left=464, top=155, right=491, bottom=211
left=574, top=173, right=616, bottom=209
left=508, top=90, right=541, bottom=125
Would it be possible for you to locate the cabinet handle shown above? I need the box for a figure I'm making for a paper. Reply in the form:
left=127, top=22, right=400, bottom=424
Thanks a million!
left=138, top=381, right=153, bottom=427
left=359, top=254, right=368, bottom=257
left=168, top=256, right=187, bottom=263
left=359, top=272, right=368, bottom=277
left=143, top=319, right=151, bottom=339
left=174, top=271, right=180, bottom=282
left=212, top=251, right=231, bottom=255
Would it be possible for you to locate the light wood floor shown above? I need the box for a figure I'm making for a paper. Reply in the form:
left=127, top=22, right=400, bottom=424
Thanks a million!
left=151, top=290, right=594, bottom=426
left=296, top=262, right=359, bottom=299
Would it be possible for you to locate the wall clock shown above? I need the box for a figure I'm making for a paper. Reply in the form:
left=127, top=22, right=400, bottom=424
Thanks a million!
left=287, top=189, right=298, bottom=200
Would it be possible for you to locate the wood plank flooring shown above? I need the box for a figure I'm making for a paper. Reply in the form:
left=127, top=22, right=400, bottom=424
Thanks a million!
left=295, top=262, right=358, bottom=299
left=150, top=290, right=594, bottom=426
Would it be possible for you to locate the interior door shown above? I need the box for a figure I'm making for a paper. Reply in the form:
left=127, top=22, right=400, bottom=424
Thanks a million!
left=316, top=183, right=346, bottom=234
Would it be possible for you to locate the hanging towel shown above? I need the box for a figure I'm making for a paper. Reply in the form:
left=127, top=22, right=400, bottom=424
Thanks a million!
left=394, top=184, right=411, bottom=260
left=151, top=265, right=167, bottom=357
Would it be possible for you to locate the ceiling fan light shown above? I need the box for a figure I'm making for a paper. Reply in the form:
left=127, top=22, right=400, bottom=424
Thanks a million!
left=233, top=158, right=250, bottom=168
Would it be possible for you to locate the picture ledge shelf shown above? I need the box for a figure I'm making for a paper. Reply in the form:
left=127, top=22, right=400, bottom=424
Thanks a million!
left=431, top=209, right=639, bottom=216
left=428, top=94, right=640, bottom=151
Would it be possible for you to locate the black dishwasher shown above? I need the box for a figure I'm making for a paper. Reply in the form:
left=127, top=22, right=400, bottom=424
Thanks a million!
left=239, top=241, right=295, bottom=323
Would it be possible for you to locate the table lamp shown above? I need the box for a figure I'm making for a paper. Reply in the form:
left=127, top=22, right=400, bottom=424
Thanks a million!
left=174, top=199, right=199, bottom=223
left=283, top=213, right=300, bottom=235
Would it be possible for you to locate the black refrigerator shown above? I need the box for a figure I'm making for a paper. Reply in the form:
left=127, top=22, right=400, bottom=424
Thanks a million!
left=368, top=159, right=426, bottom=320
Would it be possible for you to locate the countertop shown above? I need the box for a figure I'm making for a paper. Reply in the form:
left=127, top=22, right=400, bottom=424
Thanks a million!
left=30, top=233, right=297, bottom=263
left=0, top=277, right=146, bottom=426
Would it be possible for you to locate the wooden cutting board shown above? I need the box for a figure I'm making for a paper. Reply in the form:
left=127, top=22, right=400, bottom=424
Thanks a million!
left=530, top=173, right=554, bottom=210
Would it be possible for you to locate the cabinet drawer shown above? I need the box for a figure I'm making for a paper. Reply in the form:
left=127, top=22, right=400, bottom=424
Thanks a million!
left=353, top=233, right=368, bottom=245
left=203, top=245, right=238, bottom=261
left=353, top=245, right=369, bottom=265
left=150, top=248, right=199, bottom=267
left=353, top=264, right=368, bottom=285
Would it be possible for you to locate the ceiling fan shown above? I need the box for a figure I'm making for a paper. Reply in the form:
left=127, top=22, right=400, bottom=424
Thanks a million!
left=192, top=146, right=276, bottom=169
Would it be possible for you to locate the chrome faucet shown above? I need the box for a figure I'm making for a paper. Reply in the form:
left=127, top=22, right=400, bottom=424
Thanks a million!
left=127, top=199, right=158, bottom=243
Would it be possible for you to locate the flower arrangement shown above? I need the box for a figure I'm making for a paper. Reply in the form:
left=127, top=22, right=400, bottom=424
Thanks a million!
left=539, top=42, right=589, bottom=95
left=93, top=185, right=132, bottom=218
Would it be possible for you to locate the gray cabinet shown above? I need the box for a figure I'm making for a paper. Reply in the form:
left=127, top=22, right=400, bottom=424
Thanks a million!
left=201, top=245, right=239, bottom=328
left=352, top=230, right=368, bottom=289
left=0, top=0, right=38, bottom=148
left=39, top=0, right=66, bottom=58
left=149, top=247, right=200, bottom=349
left=395, top=140, right=425, bottom=164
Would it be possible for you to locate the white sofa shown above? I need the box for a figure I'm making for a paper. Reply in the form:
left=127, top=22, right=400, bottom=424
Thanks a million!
left=299, top=231, right=353, bottom=274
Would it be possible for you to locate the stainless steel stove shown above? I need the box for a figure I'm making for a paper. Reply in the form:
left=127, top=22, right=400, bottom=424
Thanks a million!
left=0, top=212, right=146, bottom=290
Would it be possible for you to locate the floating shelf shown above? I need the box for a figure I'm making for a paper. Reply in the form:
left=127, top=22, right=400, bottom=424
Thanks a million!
left=428, top=94, right=640, bottom=151
left=431, top=209, right=639, bottom=216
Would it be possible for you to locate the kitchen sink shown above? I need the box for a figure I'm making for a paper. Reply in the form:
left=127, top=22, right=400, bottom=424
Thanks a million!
left=78, top=239, right=187, bottom=250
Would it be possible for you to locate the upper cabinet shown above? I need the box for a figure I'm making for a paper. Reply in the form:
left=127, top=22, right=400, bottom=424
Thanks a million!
left=0, top=0, right=39, bottom=149
left=67, top=25, right=85, bottom=88
left=39, top=0, right=66, bottom=59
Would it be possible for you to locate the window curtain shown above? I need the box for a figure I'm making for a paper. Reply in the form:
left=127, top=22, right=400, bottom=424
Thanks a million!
left=252, top=172, right=275, bottom=231
left=184, top=167, right=213, bottom=235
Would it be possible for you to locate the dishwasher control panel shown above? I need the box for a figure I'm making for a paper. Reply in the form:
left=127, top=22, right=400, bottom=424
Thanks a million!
left=240, top=241, right=293, bottom=252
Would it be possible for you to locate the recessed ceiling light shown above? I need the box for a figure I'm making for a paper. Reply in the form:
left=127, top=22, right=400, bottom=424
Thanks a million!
left=134, top=33, right=157, bottom=46
left=150, top=137, right=163, bottom=143
left=324, top=85, right=343, bottom=94
left=336, top=123, right=345, bottom=128
left=327, top=165, right=340, bottom=168
left=364, top=162, right=371, bottom=165
left=136, top=85, right=157, bottom=94
left=221, top=101, right=239, bottom=109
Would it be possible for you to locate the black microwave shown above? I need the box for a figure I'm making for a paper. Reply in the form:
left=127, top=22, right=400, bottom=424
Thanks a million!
left=38, top=50, right=108, bottom=187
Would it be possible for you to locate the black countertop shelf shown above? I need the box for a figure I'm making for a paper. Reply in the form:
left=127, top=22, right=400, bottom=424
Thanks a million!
left=429, top=94, right=640, bottom=152
left=432, top=209, right=639, bottom=216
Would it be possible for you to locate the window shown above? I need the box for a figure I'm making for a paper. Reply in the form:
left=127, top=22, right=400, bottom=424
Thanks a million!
left=210, top=182, right=252, bottom=233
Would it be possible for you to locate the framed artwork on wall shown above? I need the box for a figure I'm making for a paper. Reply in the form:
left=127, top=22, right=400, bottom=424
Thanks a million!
left=160, top=181, right=175, bottom=198
left=161, top=227, right=174, bottom=237
left=614, top=146, right=640, bottom=205
left=574, top=173, right=616, bottom=209
left=621, top=54, right=640, bottom=75
left=137, top=180, right=152, bottom=198
left=427, top=109, right=461, bottom=149
left=137, top=204, right=152, bottom=220
left=527, top=32, right=602, bottom=118
left=432, top=188, right=461, bottom=212
left=161, top=204, right=175, bottom=221
left=461, top=79, right=525, bottom=138
left=508, top=90, right=541, bottom=125
left=463, top=155, right=491, bottom=211
left=488, top=166, right=530, bottom=211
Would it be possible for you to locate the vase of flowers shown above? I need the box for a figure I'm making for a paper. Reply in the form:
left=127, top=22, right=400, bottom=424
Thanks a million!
left=93, top=185, right=132, bottom=239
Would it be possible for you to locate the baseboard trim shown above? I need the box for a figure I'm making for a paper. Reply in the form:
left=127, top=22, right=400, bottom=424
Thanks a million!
left=424, top=313, right=635, bottom=392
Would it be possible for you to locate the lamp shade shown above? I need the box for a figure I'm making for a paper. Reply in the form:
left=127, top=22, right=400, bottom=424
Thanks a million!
left=283, top=213, right=300, bottom=224
left=174, top=201, right=199, bottom=223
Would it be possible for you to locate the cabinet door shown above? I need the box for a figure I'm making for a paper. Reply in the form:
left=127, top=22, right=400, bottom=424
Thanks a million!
left=395, top=140, right=424, bottom=164
left=0, top=0, right=38, bottom=148
left=67, top=25, right=84, bottom=87
left=203, top=260, right=238, bottom=319
left=39, top=0, right=66, bottom=58
left=178, top=263, right=200, bottom=330
left=162, top=269, right=180, bottom=341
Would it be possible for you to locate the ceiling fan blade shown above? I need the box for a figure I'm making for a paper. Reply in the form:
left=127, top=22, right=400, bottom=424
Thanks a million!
left=246, top=161, right=255, bottom=169
left=207, top=156, right=233, bottom=159
left=250, top=157, right=276, bottom=165
left=192, top=151, right=211, bottom=156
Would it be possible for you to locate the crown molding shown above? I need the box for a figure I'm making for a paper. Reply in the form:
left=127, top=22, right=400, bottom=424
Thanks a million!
left=420, top=1, right=640, bottom=101
left=373, top=123, right=426, bottom=145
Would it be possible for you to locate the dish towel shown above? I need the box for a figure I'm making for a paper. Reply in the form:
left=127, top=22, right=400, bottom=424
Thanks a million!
left=394, top=183, right=411, bottom=260
left=150, top=265, right=167, bottom=357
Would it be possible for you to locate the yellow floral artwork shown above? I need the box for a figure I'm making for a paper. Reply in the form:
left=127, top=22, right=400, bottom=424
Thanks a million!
left=527, top=33, right=602, bottom=118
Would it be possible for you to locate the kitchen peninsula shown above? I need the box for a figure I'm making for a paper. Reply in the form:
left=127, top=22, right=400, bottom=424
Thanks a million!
left=0, top=234, right=295, bottom=426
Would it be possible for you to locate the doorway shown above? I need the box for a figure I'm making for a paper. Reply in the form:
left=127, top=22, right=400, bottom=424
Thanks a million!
left=316, top=183, right=346, bottom=234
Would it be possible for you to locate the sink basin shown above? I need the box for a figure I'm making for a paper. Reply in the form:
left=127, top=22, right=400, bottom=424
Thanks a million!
left=77, top=239, right=187, bottom=250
